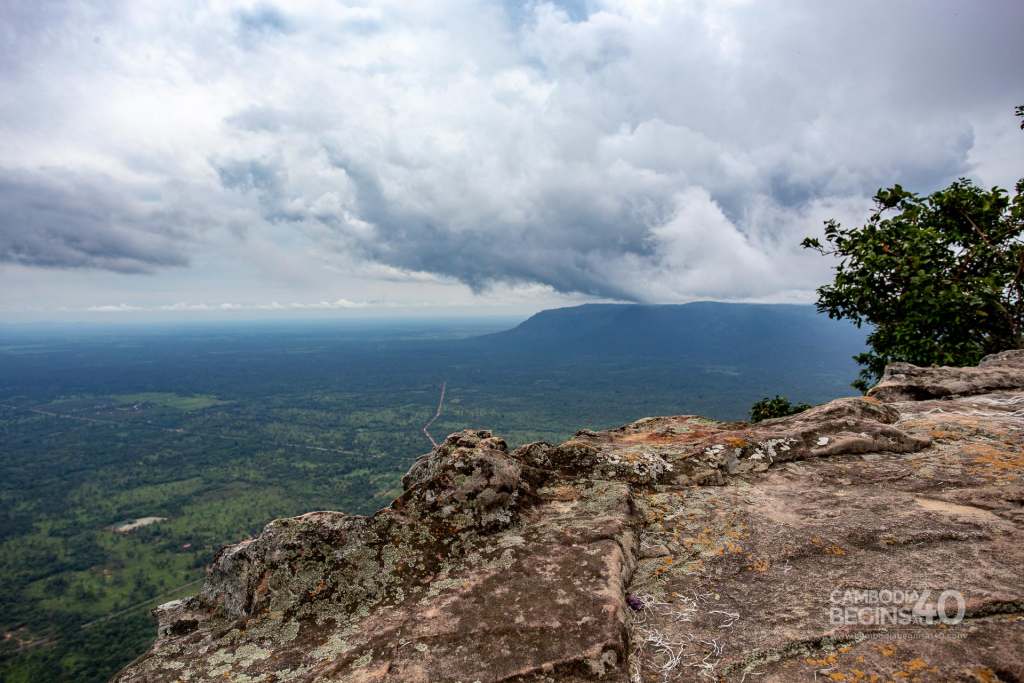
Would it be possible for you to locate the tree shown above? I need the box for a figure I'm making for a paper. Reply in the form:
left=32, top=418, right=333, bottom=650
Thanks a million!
left=802, top=110, right=1024, bottom=392
left=749, top=395, right=811, bottom=423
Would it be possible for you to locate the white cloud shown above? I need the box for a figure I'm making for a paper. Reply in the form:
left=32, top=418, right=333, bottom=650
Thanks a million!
left=85, top=303, right=144, bottom=312
left=84, top=299, right=369, bottom=313
left=1, top=0, right=1021, bottom=315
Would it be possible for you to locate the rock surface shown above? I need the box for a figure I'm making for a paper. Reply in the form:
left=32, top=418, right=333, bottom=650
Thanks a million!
left=116, top=352, right=1024, bottom=683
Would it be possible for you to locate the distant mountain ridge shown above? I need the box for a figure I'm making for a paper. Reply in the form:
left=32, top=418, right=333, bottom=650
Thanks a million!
left=478, top=302, right=868, bottom=366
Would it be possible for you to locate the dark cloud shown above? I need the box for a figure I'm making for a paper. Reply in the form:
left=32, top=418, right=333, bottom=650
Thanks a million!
left=235, top=4, right=293, bottom=38
left=214, top=158, right=285, bottom=194
left=0, top=168, right=190, bottom=272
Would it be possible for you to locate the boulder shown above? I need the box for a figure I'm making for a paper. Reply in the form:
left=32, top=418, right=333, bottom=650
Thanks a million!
left=869, top=349, right=1024, bottom=401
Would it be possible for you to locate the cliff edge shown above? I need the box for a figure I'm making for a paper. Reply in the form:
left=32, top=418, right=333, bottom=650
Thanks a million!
left=116, top=352, right=1024, bottom=682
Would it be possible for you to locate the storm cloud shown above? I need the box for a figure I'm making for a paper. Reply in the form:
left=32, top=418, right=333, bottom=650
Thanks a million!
left=0, top=168, right=190, bottom=272
left=1, top=0, right=1021, bottom=307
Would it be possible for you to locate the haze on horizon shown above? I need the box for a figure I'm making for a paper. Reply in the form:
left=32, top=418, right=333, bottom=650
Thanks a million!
left=2, top=0, right=1022, bottom=322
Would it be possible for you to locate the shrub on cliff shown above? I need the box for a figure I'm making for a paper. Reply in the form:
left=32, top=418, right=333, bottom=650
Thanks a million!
left=802, top=108, right=1024, bottom=392
left=749, top=395, right=811, bottom=423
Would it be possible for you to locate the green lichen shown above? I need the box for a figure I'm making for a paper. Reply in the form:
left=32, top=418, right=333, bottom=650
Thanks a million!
left=280, top=619, right=300, bottom=642
left=352, top=650, right=373, bottom=668
left=310, top=632, right=354, bottom=660
left=235, top=644, right=271, bottom=667
left=424, top=576, right=462, bottom=599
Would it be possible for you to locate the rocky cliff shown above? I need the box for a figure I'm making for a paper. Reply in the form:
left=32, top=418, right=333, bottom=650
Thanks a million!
left=116, top=352, right=1024, bottom=683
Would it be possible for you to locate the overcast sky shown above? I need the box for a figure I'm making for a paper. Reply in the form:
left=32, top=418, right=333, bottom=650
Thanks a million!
left=1, top=0, right=1021, bottom=321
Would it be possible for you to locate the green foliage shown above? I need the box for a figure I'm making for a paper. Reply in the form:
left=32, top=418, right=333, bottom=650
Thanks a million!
left=803, top=109, right=1024, bottom=392
left=749, top=395, right=811, bottom=423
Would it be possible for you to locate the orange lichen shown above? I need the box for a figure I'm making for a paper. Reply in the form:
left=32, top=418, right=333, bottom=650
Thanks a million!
left=653, top=556, right=675, bottom=575
left=967, top=442, right=1024, bottom=480
left=972, top=667, right=999, bottom=683
left=810, top=536, right=848, bottom=556
left=805, top=653, right=839, bottom=667
left=905, top=658, right=928, bottom=672
left=746, top=557, right=770, bottom=572
left=307, top=579, right=330, bottom=598
left=681, top=525, right=726, bottom=556
left=724, top=524, right=748, bottom=540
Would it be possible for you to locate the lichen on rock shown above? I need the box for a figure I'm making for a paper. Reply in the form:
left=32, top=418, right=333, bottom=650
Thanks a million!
left=396, top=429, right=526, bottom=533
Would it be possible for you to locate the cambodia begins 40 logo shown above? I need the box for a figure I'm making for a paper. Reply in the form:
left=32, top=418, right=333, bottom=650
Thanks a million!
left=829, top=588, right=965, bottom=626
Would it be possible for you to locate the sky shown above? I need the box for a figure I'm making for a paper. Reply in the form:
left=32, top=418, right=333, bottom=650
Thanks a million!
left=1, top=0, right=1022, bottom=321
